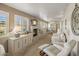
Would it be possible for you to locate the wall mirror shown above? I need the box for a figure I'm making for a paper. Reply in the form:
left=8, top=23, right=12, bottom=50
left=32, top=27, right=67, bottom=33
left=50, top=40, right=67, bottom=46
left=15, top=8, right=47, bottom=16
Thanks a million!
left=71, top=4, right=79, bottom=35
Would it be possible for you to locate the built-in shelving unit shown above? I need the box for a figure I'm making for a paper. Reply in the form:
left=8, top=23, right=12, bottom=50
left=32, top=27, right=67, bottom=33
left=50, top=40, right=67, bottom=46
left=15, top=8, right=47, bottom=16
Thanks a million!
left=8, top=33, right=33, bottom=55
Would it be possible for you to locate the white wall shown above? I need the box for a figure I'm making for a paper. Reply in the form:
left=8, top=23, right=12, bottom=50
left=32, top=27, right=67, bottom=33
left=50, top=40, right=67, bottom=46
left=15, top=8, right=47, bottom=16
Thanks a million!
left=64, top=4, right=75, bottom=40
left=63, top=3, right=79, bottom=55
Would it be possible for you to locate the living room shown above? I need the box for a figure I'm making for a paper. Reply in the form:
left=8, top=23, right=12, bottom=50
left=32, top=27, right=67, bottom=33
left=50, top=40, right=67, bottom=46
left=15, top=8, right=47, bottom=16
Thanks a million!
left=0, top=3, right=79, bottom=56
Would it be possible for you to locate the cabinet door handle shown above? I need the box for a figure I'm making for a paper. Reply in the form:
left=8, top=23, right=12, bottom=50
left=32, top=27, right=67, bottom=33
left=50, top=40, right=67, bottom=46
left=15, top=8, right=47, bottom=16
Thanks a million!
left=25, top=39, right=26, bottom=43
left=18, top=41, right=19, bottom=48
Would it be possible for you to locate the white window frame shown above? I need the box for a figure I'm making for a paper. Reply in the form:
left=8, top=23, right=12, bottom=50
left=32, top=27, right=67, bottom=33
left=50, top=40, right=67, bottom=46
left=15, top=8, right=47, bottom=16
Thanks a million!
left=0, top=10, right=9, bottom=36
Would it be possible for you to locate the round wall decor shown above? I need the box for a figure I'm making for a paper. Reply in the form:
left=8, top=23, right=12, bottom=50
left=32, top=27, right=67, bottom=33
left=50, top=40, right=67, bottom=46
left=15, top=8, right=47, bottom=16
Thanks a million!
left=71, top=4, right=79, bottom=35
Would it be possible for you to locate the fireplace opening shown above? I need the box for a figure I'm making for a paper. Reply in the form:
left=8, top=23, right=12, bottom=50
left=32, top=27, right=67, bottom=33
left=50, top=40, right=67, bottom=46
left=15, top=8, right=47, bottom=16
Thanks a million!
left=33, top=29, right=38, bottom=37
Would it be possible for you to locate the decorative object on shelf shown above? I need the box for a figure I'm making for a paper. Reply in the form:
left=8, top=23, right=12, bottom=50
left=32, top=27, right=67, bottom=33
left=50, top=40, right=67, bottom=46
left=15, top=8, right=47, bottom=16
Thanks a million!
left=14, top=32, right=20, bottom=38
left=31, top=19, right=37, bottom=26
left=9, top=26, right=21, bottom=38
left=71, top=3, right=79, bottom=35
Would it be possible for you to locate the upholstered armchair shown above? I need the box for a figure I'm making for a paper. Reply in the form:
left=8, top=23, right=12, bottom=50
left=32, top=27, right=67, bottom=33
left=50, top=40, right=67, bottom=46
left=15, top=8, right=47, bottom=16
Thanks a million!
left=39, top=40, right=76, bottom=56
left=57, top=40, right=76, bottom=56
left=0, top=44, right=5, bottom=56
left=39, top=32, right=66, bottom=51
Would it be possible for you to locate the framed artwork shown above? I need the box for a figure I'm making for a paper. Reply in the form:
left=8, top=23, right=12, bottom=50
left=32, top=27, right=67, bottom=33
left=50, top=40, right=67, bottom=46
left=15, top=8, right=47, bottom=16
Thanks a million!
left=71, top=4, right=79, bottom=35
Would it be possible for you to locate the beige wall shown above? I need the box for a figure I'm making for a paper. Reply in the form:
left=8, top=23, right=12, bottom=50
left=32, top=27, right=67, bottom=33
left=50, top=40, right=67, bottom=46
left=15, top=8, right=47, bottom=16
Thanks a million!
left=63, top=4, right=75, bottom=40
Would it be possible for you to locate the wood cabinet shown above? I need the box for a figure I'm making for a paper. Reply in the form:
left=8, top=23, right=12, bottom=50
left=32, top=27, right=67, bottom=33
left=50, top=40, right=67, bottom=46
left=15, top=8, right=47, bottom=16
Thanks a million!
left=8, top=33, right=33, bottom=55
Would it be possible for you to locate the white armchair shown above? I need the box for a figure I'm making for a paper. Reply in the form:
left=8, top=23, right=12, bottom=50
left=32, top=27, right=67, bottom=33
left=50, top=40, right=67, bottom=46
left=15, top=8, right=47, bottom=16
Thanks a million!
left=39, top=40, right=76, bottom=56
left=39, top=32, right=66, bottom=51
left=57, top=39, right=76, bottom=56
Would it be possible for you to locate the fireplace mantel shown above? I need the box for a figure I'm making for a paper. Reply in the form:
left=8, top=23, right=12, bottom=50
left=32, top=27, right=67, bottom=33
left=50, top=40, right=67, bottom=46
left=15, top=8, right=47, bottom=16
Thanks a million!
left=32, top=26, right=38, bottom=29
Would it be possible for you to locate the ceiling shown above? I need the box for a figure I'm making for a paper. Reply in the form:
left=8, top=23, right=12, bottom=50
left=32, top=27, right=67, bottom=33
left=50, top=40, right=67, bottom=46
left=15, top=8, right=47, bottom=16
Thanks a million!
left=5, top=3, right=69, bottom=22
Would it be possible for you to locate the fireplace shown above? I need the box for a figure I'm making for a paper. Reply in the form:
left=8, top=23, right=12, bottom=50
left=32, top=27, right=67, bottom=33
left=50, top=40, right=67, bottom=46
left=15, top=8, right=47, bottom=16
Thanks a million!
left=33, top=29, right=38, bottom=37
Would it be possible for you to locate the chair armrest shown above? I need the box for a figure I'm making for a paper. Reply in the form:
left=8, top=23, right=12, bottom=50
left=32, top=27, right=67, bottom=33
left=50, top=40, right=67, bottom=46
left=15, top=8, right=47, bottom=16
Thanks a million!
left=57, top=40, right=76, bottom=56
left=57, top=46, right=71, bottom=56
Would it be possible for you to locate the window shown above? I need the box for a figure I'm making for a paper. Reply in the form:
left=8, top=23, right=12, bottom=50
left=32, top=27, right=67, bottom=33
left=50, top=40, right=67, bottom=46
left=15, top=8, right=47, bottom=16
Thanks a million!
left=0, top=10, right=9, bottom=36
left=14, top=15, right=28, bottom=33
left=21, top=17, right=27, bottom=32
left=14, top=15, right=22, bottom=32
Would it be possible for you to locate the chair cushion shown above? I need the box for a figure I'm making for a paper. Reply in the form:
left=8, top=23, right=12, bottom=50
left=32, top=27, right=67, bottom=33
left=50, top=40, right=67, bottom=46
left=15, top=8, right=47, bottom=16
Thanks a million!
left=53, top=43, right=64, bottom=50
left=43, top=45, right=61, bottom=56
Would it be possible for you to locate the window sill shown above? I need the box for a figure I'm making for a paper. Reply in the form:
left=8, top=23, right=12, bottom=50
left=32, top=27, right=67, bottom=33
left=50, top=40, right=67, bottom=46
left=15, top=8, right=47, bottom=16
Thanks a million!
left=0, top=35, right=8, bottom=38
